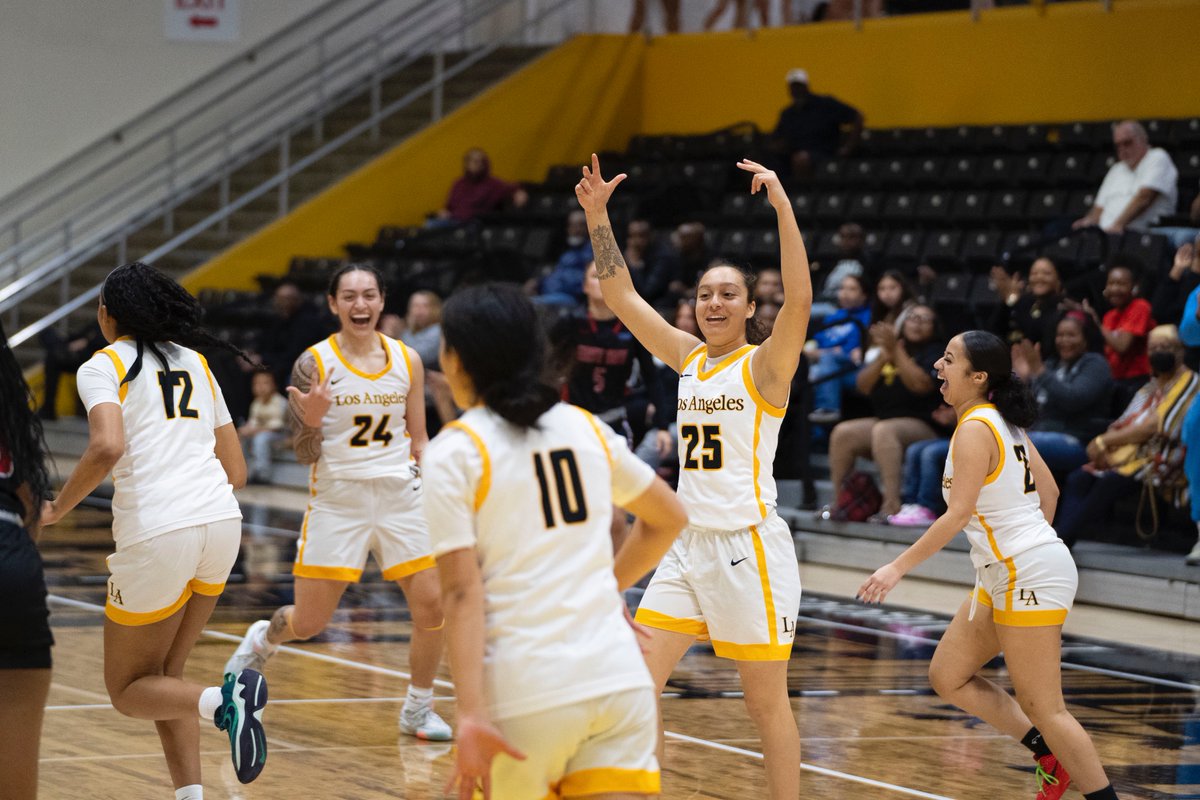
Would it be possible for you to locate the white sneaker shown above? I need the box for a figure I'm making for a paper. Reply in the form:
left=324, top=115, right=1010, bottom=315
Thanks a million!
left=224, top=620, right=275, bottom=676
left=1187, top=539, right=1200, bottom=566
left=398, top=701, right=453, bottom=741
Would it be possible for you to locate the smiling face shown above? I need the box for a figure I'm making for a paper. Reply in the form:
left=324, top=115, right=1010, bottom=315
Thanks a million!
left=934, top=335, right=987, bottom=407
left=695, top=265, right=754, bottom=348
left=876, top=275, right=903, bottom=310
left=328, top=269, right=384, bottom=337
left=1027, top=258, right=1061, bottom=298
left=1103, top=266, right=1135, bottom=309
left=1055, top=317, right=1087, bottom=362
left=901, top=305, right=936, bottom=345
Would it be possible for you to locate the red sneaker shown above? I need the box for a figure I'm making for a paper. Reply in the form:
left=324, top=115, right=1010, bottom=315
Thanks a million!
left=1035, top=754, right=1071, bottom=800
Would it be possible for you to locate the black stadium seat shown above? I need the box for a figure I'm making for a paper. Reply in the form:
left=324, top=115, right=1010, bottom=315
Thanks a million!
left=961, top=230, right=1002, bottom=268
left=910, top=156, right=944, bottom=187
left=950, top=190, right=989, bottom=224
left=846, top=192, right=883, bottom=223
left=883, top=230, right=924, bottom=269
left=915, top=191, right=952, bottom=223
left=815, top=193, right=849, bottom=223
left=717, top=229, right=751, bottom=259
left=882, top=191, right=918, bottom=224
left=988, top=190, right=1028, bottom=225
left=922, top=230, right=964, bottom=269
left=1049, top=152, right=1094, bottom=188
left=943, top=156, right=980, bottom=187
left=1026, top=190, right=1068, bottom=223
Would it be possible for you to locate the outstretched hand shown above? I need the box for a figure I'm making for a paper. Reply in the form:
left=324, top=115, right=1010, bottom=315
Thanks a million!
left=575, top=153, right=627, bottom=215
left=857, top=562, right=902, bottom=605
left=286, top=367, right=334, bottom=428
left=736, top=159, right=788, bottom=209
left=445, top=715, right=527, bottom=800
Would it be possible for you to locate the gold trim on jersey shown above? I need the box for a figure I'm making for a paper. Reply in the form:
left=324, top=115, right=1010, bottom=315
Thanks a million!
left=307, top=346, right=326, bottom=383
left=381, top=554, right=435, bottom=580
left=196, top=352, right=218, bottom=401
left=741, top=356, right=786, bottom=418
left=99, top=347, right=130, bottom=403
left=559, top=767, right=661, bottom=796
left=633, top=607, right=709, bottom=638
left=951, top=404, right=1005, bottom=485
left=695, top=344, right=755, bottom=381
left=579, top=408, right=614, bottom=467
left=975, top=588, right=1068, bottom=627
left=681, top=344, right=705, bottom=371
left=752, top=406, right=767, bottom=519
left=329, top=333, right=392, bottom=380
left=976, top=512, right=1018, bottom=611
left=444, top=420, right=491, bottom=511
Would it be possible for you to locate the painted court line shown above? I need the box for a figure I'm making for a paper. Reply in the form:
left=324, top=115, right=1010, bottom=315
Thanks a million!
left=45, top=696, right=451, bottom=712
left=50, top=594, right=953, bottom=798
left=664, top=731, right=958, bottom=800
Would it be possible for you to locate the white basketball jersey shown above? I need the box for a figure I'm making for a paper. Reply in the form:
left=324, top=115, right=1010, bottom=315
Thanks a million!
left=307, top=333, right=416, bottom=484
left=676, top=344, right=785, bottom=529
left=943, top=404, right=1060, bottom=568
left=75, top=339, right=241, bottom=548
left=422, top=403, right=656, bottom=721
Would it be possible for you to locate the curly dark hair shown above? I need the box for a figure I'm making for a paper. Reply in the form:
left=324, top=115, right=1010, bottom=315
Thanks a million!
left=0, top=320, right=52, bottom=524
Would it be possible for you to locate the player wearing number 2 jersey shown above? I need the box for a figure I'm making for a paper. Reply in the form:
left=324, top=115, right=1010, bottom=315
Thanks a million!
left=858, top=331, right=1121, bottom=800
left=224, top=263, right=451, bottom=742
left=576, top=155, right=811, bottom=800
left=425, top=284, right=687, bottom=800
left=42, top=262, right=269, bottom=794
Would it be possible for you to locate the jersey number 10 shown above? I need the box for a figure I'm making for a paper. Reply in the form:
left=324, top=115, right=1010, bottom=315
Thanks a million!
left=533, top=449, right=588, bottom=528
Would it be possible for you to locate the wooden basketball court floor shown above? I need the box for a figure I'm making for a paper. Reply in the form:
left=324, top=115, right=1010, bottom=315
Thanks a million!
left=34, top=497, right=1200, bottom=799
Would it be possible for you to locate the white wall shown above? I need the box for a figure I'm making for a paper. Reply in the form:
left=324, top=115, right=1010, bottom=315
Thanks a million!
left=0, top=0, right=330, bottom=199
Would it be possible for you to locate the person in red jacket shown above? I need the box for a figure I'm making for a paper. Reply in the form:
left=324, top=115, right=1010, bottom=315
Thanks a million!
left=431, top=148, right=528, bottom=226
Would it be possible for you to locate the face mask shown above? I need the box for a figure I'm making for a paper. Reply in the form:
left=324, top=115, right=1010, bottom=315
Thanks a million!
left=1149, top=350, right=1178, bottom=374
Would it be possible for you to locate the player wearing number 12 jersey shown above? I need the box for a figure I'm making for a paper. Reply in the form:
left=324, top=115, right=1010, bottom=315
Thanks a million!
left=225, top=264, right=451, bottom=741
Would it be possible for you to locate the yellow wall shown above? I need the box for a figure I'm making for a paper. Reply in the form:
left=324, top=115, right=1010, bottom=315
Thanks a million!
left=641, top=0, right=1200, bottom=132
left=186, top=35, right=647, bottom=292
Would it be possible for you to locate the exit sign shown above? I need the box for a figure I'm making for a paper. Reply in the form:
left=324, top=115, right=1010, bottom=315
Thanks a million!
left=164, top=0, right=241, bottom=43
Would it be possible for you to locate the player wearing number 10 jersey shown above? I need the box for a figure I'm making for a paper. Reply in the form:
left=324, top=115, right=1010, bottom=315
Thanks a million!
left=224, top=264, right=452, bottom=741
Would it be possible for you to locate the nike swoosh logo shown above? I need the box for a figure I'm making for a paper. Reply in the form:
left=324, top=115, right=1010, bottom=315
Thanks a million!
left=730, top=557, right=749, bottom=566
left=680, top=373, right=693, bottom=378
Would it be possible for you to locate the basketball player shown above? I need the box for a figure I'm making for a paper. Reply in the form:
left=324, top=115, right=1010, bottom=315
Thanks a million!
left=576, top=155, right=811, bottom=799
left=0, top=318, right=54, bottom=800
left=424, top=283, right=687, bottom=799
left=858, top=331, right=1121, bottom=800
left=225, top=264, right=450, bottom=741
left=41, top=263, right=269, bottom=794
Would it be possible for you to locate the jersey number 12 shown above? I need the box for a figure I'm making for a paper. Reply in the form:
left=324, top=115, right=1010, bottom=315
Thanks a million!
left=533, top=449, right=588, bottom=528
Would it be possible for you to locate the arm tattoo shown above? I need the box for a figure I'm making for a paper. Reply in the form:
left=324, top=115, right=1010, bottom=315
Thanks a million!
left=290, top=353, right=323, bottom=465
left=590, top=225, right=627, bottom=280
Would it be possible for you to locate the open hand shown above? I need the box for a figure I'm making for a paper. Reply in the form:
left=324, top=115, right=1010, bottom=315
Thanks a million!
left=445, top=715, right=527, bottom=800
left=1172, top=241, right=1196, bottom=280
left=286, top=368, right=334, bottom=428
left=575, top=153, right=627, bottom=215
left=858, top=562, right=903, bottom=605
left=736, top=159, right=788, bottom=209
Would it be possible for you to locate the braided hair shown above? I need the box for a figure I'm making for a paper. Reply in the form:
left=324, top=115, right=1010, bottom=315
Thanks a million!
left=0, top=319, right=52, bottom=524
left=100, top=262, right=258, bottom=385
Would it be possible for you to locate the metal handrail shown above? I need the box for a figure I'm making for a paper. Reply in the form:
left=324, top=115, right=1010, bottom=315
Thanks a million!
left=7, top=0, right=579, bottom=351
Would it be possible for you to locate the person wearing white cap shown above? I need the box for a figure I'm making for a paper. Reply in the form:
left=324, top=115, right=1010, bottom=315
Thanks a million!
left=769, top=68, right=862, bottom=179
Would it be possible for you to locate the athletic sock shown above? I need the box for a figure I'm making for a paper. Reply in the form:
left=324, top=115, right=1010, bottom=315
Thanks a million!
left=1020, top=726, right=1053, bottom=759
left=406, top=684, right=434, bottom=706
left=1084, top=787, right=1119, bottom=800
left=175, top=785, right=203, bottom=800
left=198, top=685, right=223, bottom=720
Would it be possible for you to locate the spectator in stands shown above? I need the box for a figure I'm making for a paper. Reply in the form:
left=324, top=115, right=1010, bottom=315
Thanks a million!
left=756, top=267, right=785, bottom=306
left=870, top=270, right=916, bottom=328
left=988, top=257, right=1065, bottom=355
left=1175, top=268, right=1200, bottom=564
left=255, top=280, right=324, bottom=395
left=888, top=405, right=955, bottom=527
left=624, top=219, right=673, bottom=306
left=430, top=147, right=528, bottom=227
left=656, top=221, right=714, bottom=300
left=633, top=298, right=701, bottom=479
left=1015, top=312, right=1114, bottom=474
left=535, top=210, right=594, bottom=307
left=239, top=371, right=288, bottom=485
left=811, top=222, right=871, bottom=322
left=1072, top=121, right=1178, bottom=235
left=1080, top=259, right=1155, bottom=401
left=1152, top=238, right=1200, bottom=336
left=824, top=303, right=943, bottom=522
left=1154, top=178, right=1200, bottom=249
left=768, top=69, right=863, bottom=179
left=704, top=0, right=770, bottom=29
left=37, top=321, right=106, bottom=420
left=629, top=0, right=681, bottom=33
left=1055, top=324, right=1198, bottom=548
left=398, top=290, right=442, bottom=369
left=808, top=274, right=871, bottom=425
left=377, top=312, right=405, bottom=339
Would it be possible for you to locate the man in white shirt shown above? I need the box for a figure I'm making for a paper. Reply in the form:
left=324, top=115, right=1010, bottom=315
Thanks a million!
left=1073, top=120, right=1178, bottom=234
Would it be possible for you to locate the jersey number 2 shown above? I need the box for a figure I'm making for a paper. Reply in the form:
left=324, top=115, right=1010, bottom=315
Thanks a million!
left=533, top=449, right=588, bottom=528
left=1013, top=444, right=1037, bottom=493
left=158, top=371, right=198, bottom=420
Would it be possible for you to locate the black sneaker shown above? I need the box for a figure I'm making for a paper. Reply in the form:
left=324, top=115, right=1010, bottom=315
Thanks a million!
left=214, top=668, right=268, bottom=784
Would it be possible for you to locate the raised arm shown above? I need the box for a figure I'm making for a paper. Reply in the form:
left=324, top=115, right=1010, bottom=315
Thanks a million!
left=742, top=160, right=811, bottom=408
left=286, top=351, right=329, bottom=465
left=576, top=154, right=701, bottom=372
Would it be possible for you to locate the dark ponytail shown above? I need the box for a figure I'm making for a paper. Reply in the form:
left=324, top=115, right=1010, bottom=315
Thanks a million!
left=101, top=262, right=259, bottom=385
left=441, top=284, right=558, bottom=429
left=960, top=330, right=1038, bottom=429
left=0, top=319, right=51, bottom=525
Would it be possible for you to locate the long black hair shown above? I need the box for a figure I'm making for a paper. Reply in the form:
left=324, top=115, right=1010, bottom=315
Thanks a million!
left=699, top=262, right=768, bottom=345
left=870, top=269, right=916, bottom=324
left=442, top=284, right=558, bottom=428
left=101, top=262, right=257, bottom=385
left=327, top=262, right=386, bottom=299
left=960, top=330, right=1038, bottom=429
left=0, top=320, right=51, bottom=524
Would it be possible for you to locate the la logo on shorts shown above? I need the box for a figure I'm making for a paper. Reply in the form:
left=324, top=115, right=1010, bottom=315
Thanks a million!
left=108, top=582, right=125, bottom=606
left=1018, top=589, right=1040, bottom=606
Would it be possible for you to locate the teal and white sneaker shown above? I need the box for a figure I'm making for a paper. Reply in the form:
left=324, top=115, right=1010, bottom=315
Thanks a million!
left=398, top=701, right=453, bottom=741
left=214, top=668, right=269, bottom=784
